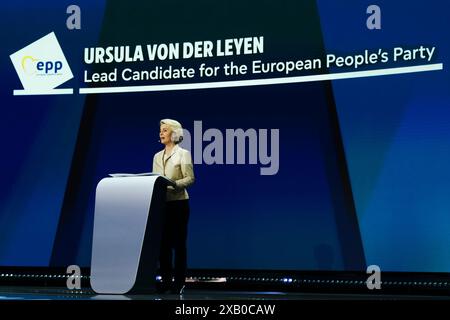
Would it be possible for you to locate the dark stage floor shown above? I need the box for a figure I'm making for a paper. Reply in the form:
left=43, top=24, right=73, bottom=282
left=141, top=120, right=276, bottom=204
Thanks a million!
left=0, top=286, right=449, bottom=300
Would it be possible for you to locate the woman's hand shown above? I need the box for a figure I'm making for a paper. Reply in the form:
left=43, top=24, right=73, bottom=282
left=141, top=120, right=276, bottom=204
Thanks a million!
left=167, top=180, right=179, bottom=190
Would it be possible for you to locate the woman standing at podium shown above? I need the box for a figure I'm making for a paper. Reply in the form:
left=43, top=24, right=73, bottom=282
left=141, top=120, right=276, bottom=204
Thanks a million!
left=153, top=119, right=195, bottom=294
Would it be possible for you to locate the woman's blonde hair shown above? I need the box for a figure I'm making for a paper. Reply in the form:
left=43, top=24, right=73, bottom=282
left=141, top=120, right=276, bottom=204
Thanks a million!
left=160, top=119, right=184, bottom=144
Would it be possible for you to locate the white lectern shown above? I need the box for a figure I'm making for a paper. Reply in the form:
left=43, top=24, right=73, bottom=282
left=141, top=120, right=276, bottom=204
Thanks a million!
left=90, top=174, right=172, bottom=294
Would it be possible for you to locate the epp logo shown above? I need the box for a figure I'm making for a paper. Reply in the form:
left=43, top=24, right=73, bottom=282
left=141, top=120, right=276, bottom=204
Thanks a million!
left=10, top=32, right=73, bottom=92
left=21, top=56, right=63, bottom=75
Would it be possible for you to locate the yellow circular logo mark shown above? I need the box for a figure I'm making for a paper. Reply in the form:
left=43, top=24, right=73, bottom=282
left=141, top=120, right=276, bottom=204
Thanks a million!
left=21, top=56, right=39, bottom=75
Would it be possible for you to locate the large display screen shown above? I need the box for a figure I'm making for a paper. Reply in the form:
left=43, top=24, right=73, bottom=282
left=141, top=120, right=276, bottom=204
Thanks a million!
left=1, top=1, right=449, bottom=274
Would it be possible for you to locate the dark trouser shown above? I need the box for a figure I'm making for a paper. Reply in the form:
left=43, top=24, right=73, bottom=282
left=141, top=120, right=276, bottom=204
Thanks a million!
left=159, top=199, right=190, bottom=288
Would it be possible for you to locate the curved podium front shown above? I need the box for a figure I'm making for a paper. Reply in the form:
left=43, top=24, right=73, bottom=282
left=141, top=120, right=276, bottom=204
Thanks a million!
left=90, top=175, right=169, bottom=294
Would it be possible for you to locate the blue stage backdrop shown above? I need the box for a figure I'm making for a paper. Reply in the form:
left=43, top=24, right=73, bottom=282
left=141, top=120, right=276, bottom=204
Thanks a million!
left=0, top=0, right=449, bottom=273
